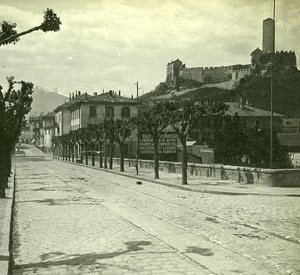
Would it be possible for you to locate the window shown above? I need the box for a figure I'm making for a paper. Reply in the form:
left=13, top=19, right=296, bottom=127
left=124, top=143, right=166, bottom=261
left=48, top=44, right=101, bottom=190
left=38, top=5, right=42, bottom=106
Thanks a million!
left=121, top=106, right=131, bottom=118
left=286, top=121, right=291, bottom=125
left=89, top=106, right=97, bottom=118
left=105, top=106, right=114, bottom=118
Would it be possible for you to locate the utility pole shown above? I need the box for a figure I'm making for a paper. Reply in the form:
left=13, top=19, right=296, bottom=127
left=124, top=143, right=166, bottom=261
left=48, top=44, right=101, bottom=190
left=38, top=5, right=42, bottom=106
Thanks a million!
left=135, top=81, right=140, bottom=175
left=270, top=0, right=275, bottom=169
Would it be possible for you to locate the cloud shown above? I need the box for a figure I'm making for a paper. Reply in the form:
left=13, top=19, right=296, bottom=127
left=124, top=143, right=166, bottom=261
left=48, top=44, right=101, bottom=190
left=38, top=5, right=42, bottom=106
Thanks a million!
left=0, top=0, right=299, bottom=96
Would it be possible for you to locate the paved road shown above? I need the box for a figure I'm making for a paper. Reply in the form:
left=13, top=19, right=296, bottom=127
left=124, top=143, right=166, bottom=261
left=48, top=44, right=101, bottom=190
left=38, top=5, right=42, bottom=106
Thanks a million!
left=11, top=147, right=300, bottom=274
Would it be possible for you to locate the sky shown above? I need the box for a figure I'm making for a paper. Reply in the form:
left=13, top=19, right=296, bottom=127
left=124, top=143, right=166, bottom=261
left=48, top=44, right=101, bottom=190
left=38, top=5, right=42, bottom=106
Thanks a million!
left=1, top=0, right=299, bottom=97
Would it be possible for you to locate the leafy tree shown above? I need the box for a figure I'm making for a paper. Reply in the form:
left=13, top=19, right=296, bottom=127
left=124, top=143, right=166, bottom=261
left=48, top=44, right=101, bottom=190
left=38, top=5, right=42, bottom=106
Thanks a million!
left=115, top=119, right=134, bottom=172
left=133, top=102, right=173, bottom=179
left=0, top=9, right=61, bottom=46
left=0, top=77, right=33, bottom=197
left=213, top=116, right=291, bottom=168
left=170, top=100, right=227, bottom=185
left=214, top=115, right=249, bottom=165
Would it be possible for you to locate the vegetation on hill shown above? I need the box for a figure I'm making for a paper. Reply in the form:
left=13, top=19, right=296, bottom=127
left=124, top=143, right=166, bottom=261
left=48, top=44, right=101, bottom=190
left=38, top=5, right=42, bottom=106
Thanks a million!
left=237, top=69, right=300, bottom=117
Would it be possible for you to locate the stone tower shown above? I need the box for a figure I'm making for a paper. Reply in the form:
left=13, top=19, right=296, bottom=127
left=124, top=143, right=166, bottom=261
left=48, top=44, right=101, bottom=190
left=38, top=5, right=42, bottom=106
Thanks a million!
left=262, top=18, right=275, bottom=53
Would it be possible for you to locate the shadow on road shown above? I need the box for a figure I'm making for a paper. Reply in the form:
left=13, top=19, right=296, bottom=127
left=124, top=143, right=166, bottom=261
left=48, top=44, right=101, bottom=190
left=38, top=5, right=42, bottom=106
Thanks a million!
left=13, top=241, right=152, bottom=272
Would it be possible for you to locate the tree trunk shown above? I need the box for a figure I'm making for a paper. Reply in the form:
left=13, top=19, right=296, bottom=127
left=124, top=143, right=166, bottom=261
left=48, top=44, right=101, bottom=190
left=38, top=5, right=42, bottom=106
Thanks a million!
left=85, top=143, right=88, bottom=165
left=68, top=144, right=71, bottom=161
left=74, top=144, right=77, bottom=160
left=62, top=145, right=65, bottom=161
left=99, top=142, right=103, bottom=168
left=181, top=136, right=188, bottom=185
left=71, top=144, right=74, bottom=162
left=153, top=138, right=159, bottom=179
left=80, top=144, right=83, bottom=163
left=109, top=142, right=114, bottom=169
left=91, top=143, right=95, bottom=166
left=119, top=143, right=125, bottom=172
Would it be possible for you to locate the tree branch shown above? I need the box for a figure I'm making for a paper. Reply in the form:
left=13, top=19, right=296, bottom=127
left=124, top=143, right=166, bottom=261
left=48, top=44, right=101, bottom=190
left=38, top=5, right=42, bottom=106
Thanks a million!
left=0, top=25, right=41, bottom=46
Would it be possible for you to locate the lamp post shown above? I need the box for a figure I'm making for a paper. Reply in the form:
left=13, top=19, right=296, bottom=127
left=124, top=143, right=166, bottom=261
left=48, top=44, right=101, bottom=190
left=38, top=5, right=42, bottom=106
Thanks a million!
left=270, top=0, right=275, bottom=169
left=135, top=81, right=140, bottom=175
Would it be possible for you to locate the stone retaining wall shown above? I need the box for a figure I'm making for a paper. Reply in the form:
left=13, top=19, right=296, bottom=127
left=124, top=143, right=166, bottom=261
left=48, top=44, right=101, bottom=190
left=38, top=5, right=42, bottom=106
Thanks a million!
left=113, top=158, right=300, bottom=187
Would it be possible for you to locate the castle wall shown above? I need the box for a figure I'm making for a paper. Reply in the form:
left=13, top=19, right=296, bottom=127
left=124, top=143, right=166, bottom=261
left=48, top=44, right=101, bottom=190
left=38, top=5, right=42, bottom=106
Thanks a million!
left=179, top=67, right=204, bottom=82
left=202, top=66, right=234, bottom=83
left=232, top=67, right=251, bottom=80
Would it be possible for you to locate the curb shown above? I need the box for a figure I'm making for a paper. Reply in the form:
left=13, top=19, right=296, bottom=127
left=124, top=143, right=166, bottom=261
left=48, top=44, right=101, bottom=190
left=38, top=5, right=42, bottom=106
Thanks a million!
left=56, top=159, right=300, bottom=197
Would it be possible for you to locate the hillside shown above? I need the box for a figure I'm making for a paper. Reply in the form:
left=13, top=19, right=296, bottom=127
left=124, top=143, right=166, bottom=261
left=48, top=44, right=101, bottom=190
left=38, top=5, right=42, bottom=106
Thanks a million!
left=237, top=70, right=300, bottom=117
left=141, top=70, right=300, bottom=117
left=30, top=86, right=67, bottom=115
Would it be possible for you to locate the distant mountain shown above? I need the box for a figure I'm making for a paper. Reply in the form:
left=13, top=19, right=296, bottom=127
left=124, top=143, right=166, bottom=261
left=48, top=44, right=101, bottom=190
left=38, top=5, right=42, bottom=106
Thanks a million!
left=30, top=86, right=67, bottom=115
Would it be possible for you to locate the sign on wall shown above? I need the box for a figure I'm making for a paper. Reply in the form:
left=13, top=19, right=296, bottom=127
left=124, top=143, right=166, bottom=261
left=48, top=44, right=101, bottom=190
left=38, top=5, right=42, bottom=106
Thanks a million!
left=139, top=133, right=177, bottom=154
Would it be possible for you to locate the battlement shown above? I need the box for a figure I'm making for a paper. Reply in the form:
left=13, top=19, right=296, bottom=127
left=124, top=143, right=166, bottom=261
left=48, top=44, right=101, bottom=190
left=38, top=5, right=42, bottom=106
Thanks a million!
left=276, top=50, right=295, bottom=54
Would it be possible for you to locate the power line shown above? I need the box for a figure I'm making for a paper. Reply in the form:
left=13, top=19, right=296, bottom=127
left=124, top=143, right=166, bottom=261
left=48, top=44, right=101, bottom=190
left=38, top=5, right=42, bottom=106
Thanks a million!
left=184, top=0, right=266, bottom=61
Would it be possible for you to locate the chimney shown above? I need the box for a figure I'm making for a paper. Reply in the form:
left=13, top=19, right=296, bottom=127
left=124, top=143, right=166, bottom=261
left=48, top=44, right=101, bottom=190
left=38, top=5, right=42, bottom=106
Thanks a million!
left=69, top=93, right=71, bottom=100
left=109, top=90, right=113, bottom=96
left=75, top=90, right=78, bottom=98
left=93, top=92, right=97, bottom=96
left=118, top=90, right=121, bottom=96
left=103, top=89, right=104, bottom=94
left=85, top=92, right=88, bottom=99
left=72, top=92, right=74, bottom=100
left=78, top=91, right=81, bottom=96
left=131, top=94, right=133, bottom=99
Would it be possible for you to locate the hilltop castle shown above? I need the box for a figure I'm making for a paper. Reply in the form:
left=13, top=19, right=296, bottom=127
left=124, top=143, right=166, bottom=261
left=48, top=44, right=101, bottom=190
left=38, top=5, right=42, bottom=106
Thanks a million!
left=166, top=18, right=297, bottom=88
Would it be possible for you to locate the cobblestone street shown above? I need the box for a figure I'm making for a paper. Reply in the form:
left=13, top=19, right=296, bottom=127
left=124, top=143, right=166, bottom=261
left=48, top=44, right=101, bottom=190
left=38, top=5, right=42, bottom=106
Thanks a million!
left=11, top=147, right=300, bottom=274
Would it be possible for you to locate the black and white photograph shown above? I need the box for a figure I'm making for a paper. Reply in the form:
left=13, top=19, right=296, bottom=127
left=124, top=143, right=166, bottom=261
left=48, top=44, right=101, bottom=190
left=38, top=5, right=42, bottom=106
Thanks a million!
left=0, top=0, right=299, bottom=274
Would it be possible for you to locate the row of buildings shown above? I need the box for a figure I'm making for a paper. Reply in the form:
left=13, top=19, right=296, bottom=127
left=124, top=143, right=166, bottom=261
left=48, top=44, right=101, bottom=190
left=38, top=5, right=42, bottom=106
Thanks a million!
left=21, top=90, right=300, bottom=164
left=25, top=90, right=140, bottom=158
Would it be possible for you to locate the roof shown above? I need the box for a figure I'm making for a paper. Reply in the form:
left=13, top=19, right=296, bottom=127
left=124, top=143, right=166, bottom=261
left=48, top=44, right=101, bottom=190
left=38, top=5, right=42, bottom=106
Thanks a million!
left=90, top=92, right=138, bottom=103
left=67, top=92, right=139, bottom=110
left=224, top=102, right=284, bottom=117
left=53, top=93, right=93, bottom=112
left=167, top=59, right=182, bottom=65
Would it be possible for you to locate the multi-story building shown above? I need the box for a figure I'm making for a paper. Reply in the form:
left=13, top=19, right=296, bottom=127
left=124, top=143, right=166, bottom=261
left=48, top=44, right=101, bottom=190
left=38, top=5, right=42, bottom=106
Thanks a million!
left=67, top=90, right=140, bottom=158
left=41, top=112, right=55, bottom=152
left=53, top=91, right=92, bottom=136
left=29, top=115, right=43, bottom=147
left=68, top=90, right=139, bottom=130
left=278, top=118, right=300, bottom=154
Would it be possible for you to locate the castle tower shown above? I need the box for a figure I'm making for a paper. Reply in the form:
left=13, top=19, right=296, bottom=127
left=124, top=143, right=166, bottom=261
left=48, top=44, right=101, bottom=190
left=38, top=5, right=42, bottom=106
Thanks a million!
left=166, top=59, right=183, bottom=86
left=262, top=18, right=275, bottom=53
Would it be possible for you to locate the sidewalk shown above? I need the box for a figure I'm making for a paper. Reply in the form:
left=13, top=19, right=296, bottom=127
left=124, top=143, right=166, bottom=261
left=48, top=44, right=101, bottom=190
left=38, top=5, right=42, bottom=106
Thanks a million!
left=63, top=159, right=300, bottom=197
left=0, top=173, right=14, bottom=275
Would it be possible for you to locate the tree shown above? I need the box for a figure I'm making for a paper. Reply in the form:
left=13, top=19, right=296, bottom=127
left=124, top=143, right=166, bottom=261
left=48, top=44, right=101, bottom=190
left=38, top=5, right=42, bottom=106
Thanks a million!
left=75, top=128, right=90, bottom=165
left=115, top=119, right=134, bottom=172
left=0, top=9, right=61, bottom=46
left=86, top=125, right=99, bottom=167
left=88, top=123, right=106, bottom=168
left=103, top=119, right=117, bottom=170
left=170, top=100, right=227, bottom=185
left=133, top=102, right=173, bottom=179
left=0, top=77, right=33, bottom=197
left=214, top=115, right=249, bottom=165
